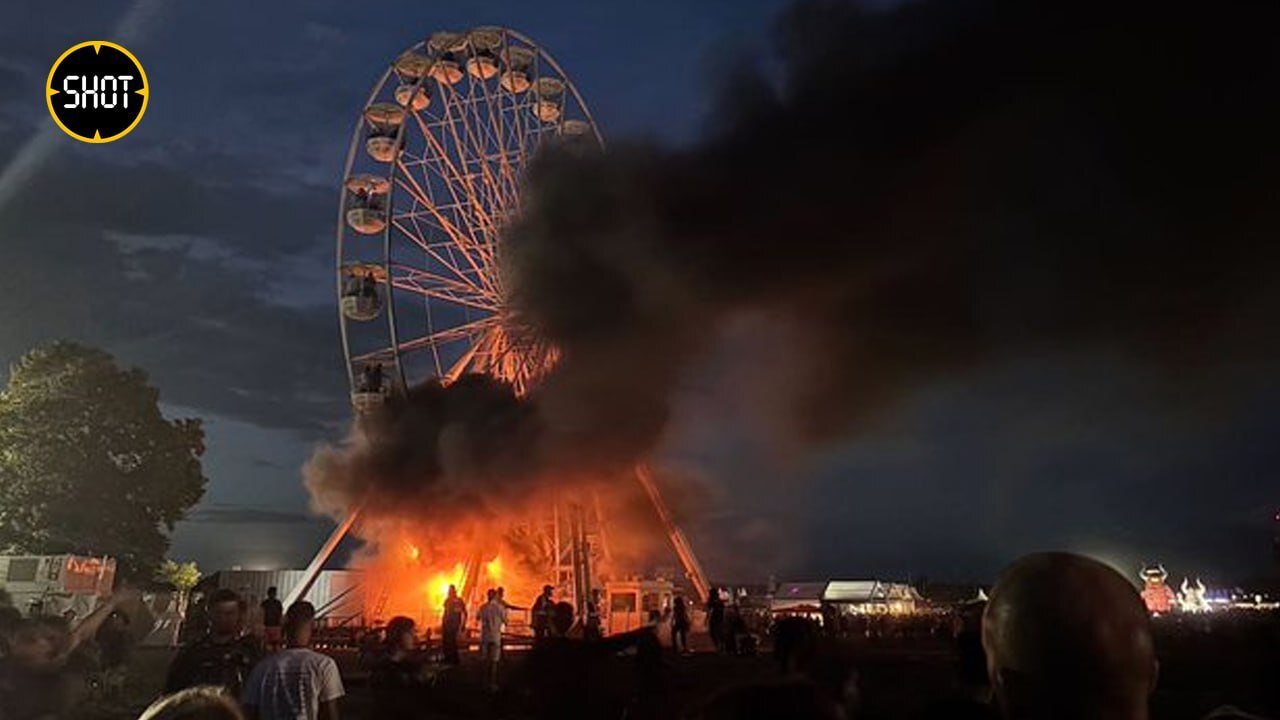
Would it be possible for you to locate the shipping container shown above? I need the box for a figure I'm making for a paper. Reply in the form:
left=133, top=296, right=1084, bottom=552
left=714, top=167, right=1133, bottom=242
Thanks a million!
left=201, top=569, right=365, bottom=628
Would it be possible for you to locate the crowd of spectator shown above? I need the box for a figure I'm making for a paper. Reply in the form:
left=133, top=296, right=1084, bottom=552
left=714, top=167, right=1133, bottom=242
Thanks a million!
left=1, top=552, right=1277, bottom=719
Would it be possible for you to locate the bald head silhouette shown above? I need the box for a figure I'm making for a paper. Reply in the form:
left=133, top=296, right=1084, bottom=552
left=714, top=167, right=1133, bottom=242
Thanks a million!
left=983, top=553, right=1158, bottom=720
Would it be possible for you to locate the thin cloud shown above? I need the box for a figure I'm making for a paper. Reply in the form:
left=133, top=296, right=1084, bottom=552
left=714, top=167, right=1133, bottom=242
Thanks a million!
left=187, top=505, right=319, bottom=525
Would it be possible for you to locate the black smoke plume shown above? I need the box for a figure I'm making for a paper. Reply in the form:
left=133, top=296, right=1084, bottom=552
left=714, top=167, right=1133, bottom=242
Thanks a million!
left=311, top=0, right=1280, bottom=517
left=306, top=374, right=543, bottom=518
left=506, top=0, right=1280, bottom=458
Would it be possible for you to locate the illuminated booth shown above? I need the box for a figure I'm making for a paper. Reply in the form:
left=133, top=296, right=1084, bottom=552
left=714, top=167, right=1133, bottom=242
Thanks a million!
left=825, top=580, right=923, bottom=615
left=771, top=582, right=828, bottom=619
left=604, top=578, right=673, bottom=636
left=771, top=580, right=923, bottom=618
left=1139, top=565, right=1177, bottom=615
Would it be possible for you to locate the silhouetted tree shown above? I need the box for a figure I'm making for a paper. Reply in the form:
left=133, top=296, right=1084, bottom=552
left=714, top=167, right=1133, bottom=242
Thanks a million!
left=0, top=342, right=206, bottom=580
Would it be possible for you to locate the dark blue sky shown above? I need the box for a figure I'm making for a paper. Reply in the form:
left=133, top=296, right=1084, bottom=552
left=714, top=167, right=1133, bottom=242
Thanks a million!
left=0, top=0, right=1275, bottom=585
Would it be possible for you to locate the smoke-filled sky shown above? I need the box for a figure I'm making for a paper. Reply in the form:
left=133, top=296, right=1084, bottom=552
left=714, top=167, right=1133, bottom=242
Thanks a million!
left=1, top=0, right=1277, bottom=585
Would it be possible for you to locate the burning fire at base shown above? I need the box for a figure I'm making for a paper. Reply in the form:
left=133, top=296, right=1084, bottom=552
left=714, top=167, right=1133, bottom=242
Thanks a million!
left=358, top=519, right=544, bottom=627
left=338, top=475, right=687, bottom=630
left=390, top=548, right=499, bottom=626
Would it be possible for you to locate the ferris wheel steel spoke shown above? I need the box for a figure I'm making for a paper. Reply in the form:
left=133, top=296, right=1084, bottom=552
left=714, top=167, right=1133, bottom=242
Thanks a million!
left=390, top=268, right=491, bottom=303
left=391, top=277, right=493, bottom=315
left=390, top=272, right=496, bottom=314
left=425, top=89, right=488, bottom=247
left=448, top=75, right=502, bottom=213
left=403, top=119, right=499, bottom=274
left=391, top=209, right=483, bottom=233
left=460, top=85, right=524, bottom=207
left=417, top=102, right=506, bottom=240
left=408, top=111, right=481, bottom=243
left=389, top=206, right=494, bottom=298
left=440, top=79, right=497, bottom=217
left=403, top=214, right=446, bottom=258
left=389, top=217, right=489, bottom=295
left=350, top=346, right=398, bottom=364
left=474, top=329, right=509, bottom=372
left=388, top=214, right=442, bottom=258
left=444, top=341, right=482, bottom=383
left=390, top=280, right=497, bottom=314
left=464, top=62, right=507, bottom=165
left=392, top=166, right=470, bottom=252
left=389, top=263, right=496, bottom=305
left=399, top=178, right=462, bottom=266
left=419, top=97, right=499, bottom=254
left=442, top=85, right=505, bottom=245
left=393, top=316, right=498, bottom=353
left=462, top=76, right=511, bottom=226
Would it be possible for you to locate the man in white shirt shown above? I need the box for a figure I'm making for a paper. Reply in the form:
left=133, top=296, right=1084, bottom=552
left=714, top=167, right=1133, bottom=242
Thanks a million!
left=241, top=601, right=344, bottom=720
left=477, top=588, right=507, bottom=692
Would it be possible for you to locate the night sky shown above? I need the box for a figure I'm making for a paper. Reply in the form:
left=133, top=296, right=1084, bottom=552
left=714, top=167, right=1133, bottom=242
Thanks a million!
left=1, top=0, right=1275, bottom=585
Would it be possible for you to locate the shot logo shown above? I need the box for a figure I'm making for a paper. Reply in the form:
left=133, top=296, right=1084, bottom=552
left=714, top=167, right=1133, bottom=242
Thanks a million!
left=46, top=41, right=149, bottom=143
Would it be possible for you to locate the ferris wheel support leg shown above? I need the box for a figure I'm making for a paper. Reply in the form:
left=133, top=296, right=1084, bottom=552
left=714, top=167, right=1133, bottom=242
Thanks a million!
left=460, top=550, right=486, bottom=607
left=635, top=464, right=711, bottom=605
left=284, top=505, right=363, bottom=609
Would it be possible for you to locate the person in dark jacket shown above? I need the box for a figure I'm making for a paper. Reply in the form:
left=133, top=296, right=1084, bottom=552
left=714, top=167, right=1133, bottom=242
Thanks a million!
left=371, top=616, right=432, bottom=718
left=165, top=588, right=262, bottom=698
left=440, top=585, right=466, bottom=665
left=95, top=609, right=132, bottom=698
left=672, top=595, right=691, bottom=654
left=530, top=585, right=554, bottom=642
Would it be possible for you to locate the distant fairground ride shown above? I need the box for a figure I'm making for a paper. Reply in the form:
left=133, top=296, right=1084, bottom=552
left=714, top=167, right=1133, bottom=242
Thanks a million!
left=335, top=28, right=602, bottom=408
left=1140, top=564, right=1176, bottom=615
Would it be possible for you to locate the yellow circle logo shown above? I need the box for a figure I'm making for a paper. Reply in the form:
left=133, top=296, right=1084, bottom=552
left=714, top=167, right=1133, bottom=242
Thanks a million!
left=46, top=41, right=149, bottom=143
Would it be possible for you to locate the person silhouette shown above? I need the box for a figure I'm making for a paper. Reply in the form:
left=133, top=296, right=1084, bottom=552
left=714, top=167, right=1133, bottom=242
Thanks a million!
left=983, top=553, right=1158, bottom=720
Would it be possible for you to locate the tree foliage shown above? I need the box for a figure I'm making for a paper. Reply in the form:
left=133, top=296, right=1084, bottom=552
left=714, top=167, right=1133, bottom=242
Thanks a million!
left=155, top=559, right=202, bottom=592
left=0, top=342, right=206, bottom=580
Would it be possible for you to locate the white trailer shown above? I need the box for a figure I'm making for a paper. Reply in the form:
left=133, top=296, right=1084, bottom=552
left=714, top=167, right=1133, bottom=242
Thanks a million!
left=0, top=554, right=116, bottom=618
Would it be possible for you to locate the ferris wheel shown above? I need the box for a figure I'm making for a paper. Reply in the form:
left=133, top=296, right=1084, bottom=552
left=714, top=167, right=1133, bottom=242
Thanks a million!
left=289, top=28, right=710, bottom=611
left=336, top=27, right=602, bottom=409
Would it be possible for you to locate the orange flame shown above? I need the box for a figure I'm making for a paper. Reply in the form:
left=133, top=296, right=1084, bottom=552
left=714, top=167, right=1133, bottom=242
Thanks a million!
left=357, top=481, right=665, bottom=628
left=363, top=521, right=544, bottom=628
left=425, top=562, right=466, bottom=615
